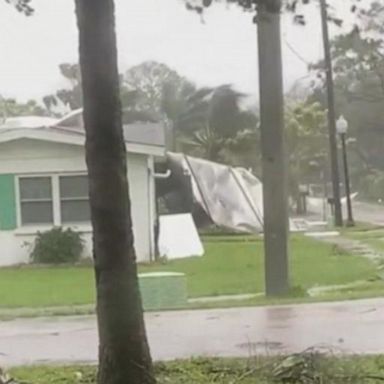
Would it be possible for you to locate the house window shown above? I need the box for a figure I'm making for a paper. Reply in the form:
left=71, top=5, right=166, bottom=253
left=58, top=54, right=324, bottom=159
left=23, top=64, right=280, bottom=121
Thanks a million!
left=59, top=175, right=90, bottom=223
left=19, top=177, right=54, bottom=225
left=18, top=174, right=91, bottom=227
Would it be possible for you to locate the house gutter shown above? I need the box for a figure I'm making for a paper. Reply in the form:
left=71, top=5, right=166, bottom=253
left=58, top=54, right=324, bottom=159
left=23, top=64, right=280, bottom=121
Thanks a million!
left=153, top=169, right=171, bottom=179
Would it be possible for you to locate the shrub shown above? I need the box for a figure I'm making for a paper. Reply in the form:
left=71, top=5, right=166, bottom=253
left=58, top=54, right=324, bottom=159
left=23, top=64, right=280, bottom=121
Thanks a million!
left=30, top=227, right=84, bottom=264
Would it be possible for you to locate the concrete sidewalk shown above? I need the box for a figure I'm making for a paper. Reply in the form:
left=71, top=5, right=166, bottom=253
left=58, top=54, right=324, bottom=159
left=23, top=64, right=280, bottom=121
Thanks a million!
left=1, top=298, right=384, bottom=367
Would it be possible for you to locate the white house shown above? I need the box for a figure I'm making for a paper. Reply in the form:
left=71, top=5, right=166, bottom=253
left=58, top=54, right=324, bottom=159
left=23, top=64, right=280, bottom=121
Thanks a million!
left=0, top=111, right=165, bottom=266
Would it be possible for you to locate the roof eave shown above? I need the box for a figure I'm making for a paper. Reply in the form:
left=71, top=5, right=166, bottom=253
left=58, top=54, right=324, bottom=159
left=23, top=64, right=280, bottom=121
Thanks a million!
left=0, top=128, right=165, bottom=156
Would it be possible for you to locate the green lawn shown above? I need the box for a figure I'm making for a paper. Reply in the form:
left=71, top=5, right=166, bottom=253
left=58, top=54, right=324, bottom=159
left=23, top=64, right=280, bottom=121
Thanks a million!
left=344, top=227, right=384, bottom=253
left=141, top=235, right=376, bottom=298
left=0, top=266, right=94, bottom=308
left=10, top=356, right=384, bottom=384
left=0, top=235, right=378, bottom=309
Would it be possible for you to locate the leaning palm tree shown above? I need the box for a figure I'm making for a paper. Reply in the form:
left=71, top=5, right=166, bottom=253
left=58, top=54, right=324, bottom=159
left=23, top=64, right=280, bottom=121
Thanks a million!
left=178, top=85, right=259, bottom=165
left=161, top=82, right=213, bottom=150
left=180, top=123, right=224, bottom=161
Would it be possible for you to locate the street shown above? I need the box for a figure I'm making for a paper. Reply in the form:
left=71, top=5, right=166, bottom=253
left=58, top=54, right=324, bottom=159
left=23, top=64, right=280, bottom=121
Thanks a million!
left=353, top=201, right=384, bottom=226
left=1, top=298, right=384, bottom=367
left=1, top=200, right=384, bottom=368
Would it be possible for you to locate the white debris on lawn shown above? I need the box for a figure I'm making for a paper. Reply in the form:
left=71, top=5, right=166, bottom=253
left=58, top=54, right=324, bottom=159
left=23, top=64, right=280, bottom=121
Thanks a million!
left=0, top=367, right=19, bottom=384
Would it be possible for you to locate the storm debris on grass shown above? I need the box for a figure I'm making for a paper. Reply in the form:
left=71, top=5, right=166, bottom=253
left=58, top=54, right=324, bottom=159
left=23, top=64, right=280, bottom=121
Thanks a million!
left=0, top=367, right=21, bottom=384
left=9, top=352, right=384, bottom=384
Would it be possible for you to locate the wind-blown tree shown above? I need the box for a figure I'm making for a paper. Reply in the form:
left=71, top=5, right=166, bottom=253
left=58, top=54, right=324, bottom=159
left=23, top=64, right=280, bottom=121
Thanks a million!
left=180, top=85, right=259, bottom=164
left=43, top=63, right=150, bottom=119
left=285, top=101, right=327, bottom=210
left=0, top=97, right=47, bottom=119
left=123, top=61, right=213, bottom=149
left=309, top=2, right=384, bottom=199
left=123, top=62, right=259, bottom=162
left=310, top=30, right=384, bottom=106
left=88, top=60, right=260, bottom=160
left=43, top=63, right=83, bottom=112
left=45, top=60, right=251, bottom=155
left=184, top=0, right=363, bottom=24
left=162, top=82, right=213, bottom=150
left=309, top=35, right=384, bottom=175
left=124, top=61, right=188, bottom=113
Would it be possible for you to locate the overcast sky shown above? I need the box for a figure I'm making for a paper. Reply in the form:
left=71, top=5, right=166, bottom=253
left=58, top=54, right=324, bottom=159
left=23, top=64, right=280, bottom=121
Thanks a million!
left=0, top=0, right=357, bottom=103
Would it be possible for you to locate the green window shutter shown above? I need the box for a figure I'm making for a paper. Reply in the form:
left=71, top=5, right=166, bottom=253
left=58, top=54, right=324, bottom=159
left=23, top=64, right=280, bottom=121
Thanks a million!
left=0, top=175, right=17, bottom=230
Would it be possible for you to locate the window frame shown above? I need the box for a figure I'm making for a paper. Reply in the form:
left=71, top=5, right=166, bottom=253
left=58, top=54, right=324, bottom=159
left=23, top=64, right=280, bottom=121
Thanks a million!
left=16, top=173, right=90, bottom=228
left=17, top=175, right=54, bottom=226
left=59, top=174, right=90, bottom=224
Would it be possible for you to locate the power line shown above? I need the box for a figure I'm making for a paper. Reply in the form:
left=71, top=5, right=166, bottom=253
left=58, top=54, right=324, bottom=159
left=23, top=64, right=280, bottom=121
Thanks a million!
left=283, top=36, right=311, bottom=66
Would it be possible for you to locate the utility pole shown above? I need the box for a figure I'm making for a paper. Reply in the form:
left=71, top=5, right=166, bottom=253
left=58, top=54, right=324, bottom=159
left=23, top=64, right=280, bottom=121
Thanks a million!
left=320, top=0, right=343, bottom=227
left=257, top=0, right=289, bottom=296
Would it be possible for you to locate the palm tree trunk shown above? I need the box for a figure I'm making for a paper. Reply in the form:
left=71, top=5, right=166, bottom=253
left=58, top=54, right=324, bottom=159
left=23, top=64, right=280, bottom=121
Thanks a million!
left=74, top=1, right=156, bottom=383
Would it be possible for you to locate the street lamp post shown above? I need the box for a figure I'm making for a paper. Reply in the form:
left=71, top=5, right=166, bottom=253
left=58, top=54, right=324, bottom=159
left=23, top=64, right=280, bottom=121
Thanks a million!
left=336, top=115, right=355, bottom=227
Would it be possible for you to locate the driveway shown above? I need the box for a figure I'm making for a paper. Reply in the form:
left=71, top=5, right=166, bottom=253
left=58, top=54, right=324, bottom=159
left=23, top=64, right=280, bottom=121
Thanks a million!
left=1, top=298, right=384, bottom=367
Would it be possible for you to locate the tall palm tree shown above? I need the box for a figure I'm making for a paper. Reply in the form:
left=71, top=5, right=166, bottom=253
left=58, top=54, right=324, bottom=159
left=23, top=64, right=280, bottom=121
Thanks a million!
left=74, top=1, right=155, bottom=384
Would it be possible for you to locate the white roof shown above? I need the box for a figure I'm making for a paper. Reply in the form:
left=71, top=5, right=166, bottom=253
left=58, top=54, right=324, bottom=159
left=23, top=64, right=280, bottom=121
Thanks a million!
left=0, top=116, right=59, bottom=129
left=0, top=110, right=165, bottom=157
left=55, top=109, right=165, bottom=147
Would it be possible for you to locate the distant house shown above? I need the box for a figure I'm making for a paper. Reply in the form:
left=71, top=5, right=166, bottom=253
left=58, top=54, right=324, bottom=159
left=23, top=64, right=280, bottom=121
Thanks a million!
left=0, top=110, right=165, bottom=266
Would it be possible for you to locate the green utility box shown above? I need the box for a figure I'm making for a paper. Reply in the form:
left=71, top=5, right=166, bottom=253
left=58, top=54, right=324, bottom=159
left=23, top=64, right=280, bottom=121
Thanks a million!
left=138, top=272, right=187, bottom=311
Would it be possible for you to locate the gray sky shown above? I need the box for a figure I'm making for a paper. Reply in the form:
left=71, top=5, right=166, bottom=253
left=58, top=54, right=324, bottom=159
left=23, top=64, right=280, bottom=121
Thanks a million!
left=0, top=0, right=356, bottom=103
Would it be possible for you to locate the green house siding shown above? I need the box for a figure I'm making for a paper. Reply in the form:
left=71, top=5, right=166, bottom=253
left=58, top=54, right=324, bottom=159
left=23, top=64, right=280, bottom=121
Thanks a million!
left=0, top=174, right=17, bottom=230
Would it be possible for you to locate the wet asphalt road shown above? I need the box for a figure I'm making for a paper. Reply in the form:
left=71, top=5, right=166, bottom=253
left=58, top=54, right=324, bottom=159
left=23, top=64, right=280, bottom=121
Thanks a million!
left=1, top=298, right=384, bottom=367
left=354, top=201, right=384, bottom=226
left=1, top=201, right=384, bottom=367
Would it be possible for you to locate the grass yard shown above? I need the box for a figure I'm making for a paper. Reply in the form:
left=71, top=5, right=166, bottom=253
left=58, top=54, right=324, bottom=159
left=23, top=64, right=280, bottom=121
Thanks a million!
left=0, top=266, right=94, bottom=308
left=141, top=235, right=377, bottom=298
left=10, top=356, right=384, bottom=383
left=344, top=227, right=384, bottom=254
left=0, top=234, right=378, bottom=309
